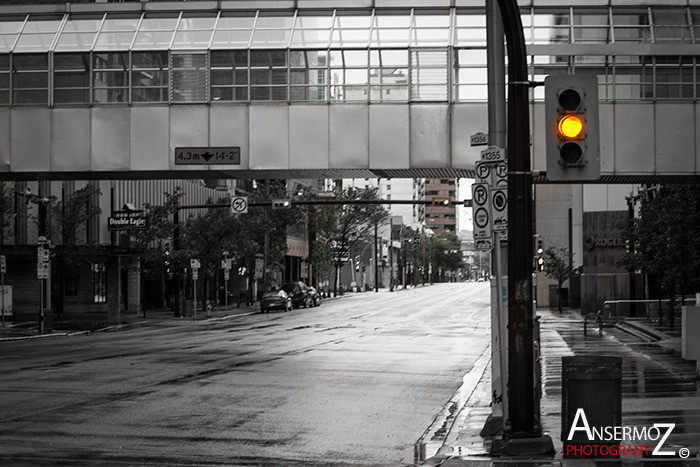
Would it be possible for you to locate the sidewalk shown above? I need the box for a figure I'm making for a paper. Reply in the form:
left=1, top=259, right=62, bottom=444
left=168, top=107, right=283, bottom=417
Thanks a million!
left=428, top=308, right=700, bottom=466
left=0, top=303, right=257, bottom=340
left=0, top=292, right=357, bottom=341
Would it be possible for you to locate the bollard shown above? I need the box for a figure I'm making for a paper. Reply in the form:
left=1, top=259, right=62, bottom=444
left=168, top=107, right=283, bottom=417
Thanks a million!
left=206, top=300, right=212, bottom=318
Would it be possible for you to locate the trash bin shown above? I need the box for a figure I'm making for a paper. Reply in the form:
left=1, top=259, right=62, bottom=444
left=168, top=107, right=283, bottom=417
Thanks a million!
left=561, top=356, right=622, bottom=458
left=183, top=299, right=194, bottom=318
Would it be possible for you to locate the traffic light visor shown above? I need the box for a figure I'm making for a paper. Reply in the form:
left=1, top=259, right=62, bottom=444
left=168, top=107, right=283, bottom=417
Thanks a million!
left=558, top=115, right=583, bottom=138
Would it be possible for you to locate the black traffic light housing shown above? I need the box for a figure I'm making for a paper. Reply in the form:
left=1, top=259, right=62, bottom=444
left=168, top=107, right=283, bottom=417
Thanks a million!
left=545, top=74, right=600, bottom=181
left=432, top=197, right=451, bottom=206
left=271, top=199, right=292, bottom=209
left=162, top=238, right=172, bottom=275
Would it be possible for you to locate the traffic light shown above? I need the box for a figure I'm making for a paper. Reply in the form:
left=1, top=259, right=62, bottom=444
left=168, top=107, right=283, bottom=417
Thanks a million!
left=432, top=197, right=451, bottom=206
left=536, top=238, right=544, bottom=256
left=162, top=238, right=172, bottom=275
left=545, top=74, right=600, bottom=181
left=537, top=256, right=545, bottom=272
left=271, top=199, right=291, bottom=209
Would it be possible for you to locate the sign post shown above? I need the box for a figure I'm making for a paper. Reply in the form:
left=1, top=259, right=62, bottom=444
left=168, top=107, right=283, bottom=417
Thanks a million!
left=222, top=252, right=231, bottom=311
left=36, top=237, right=51, bottom=334
left=1, top=254, right=5, bottom=328
left=191, top=259, right=200, bottom=318
left=472, top=183, right=493, bottom=250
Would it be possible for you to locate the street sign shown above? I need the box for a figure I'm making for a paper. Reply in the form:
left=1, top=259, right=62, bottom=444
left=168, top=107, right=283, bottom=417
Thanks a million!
left=494, top=162, right=508, bottom=187
left=481, top=146, right=506, bottom=163
left=491, top=188, right=508, bottom=231
left=108, top=216, right=148, bottom=231
left=0, top=255, right=5, bottom=274
left=191, top=259, right=200, bottom=269
left=470, top=132, right=488, bottom=146
left=475, top=238, right=493, bottom=250
left=471, top=183, right=492, bottom=240
left=475, top=161, right=491, bottom=183
left=230, top=196, right=249, bottom=214
left=37, top=246, right=50, bottom=279
left=175, top=147, right=241, bottom=165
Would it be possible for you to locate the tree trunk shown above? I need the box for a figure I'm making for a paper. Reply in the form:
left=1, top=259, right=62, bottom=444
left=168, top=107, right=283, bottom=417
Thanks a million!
left=333, top=260, right=340, bottom=297
left=557, top=282, right=563, bottom=313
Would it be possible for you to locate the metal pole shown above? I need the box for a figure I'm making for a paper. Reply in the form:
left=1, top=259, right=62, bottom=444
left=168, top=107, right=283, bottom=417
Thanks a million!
left=1, top=271, right=4, bottom=329
left=173, top=208, right=181, bottom=317
left=374, top=221, right=379, bottom=292
left=487, top=0, right=508, bottom=435
left=263, top=181, right=270, bottom=293
left=39, top=278, right=44, bottom=335
left=389, top=218, right=394, bottom=292
left=194, top=278, right=197, bottom=318
left=496, top=0, right=539, bottom=437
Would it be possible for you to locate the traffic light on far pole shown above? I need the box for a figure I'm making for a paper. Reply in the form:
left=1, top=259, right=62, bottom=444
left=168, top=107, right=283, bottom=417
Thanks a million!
left=432, top=197, right=450, bottom=206
left=537, top=256, right=545, bottom=272
left=545, top=74, right=600, bottom=181
left=162, top=238, right=172, bottom=275
left=271, top=199, right=292, bottom=209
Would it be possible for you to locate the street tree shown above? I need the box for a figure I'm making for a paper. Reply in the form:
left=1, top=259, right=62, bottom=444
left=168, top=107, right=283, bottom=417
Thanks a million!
left=428, top=231, right=464, bottom=282
left=132, top=188, right=184, bottom=304
left=542, top=246, right=578, bottom=313
left=0, top=183, right=14, bottom=240
left=617, top=184, right=700, bottom=310
left=49, top=184, right=102, bottom=317
left=314, top=187, right=389, bottom=296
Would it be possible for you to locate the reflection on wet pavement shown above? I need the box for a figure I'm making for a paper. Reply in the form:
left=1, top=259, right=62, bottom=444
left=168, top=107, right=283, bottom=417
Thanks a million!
left=539, top=311, right=700, bottom=459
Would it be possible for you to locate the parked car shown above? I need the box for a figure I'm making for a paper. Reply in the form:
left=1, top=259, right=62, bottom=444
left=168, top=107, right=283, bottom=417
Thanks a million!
left=308, top=286, right=321, bottom=307
left=260, top=290, right=292, bottom=313
left=281, top=281, right=312, bottom=309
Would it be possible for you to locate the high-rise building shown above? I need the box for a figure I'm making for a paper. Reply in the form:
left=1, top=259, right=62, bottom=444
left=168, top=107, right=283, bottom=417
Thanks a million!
left=424, top=178, right=458, bottom=234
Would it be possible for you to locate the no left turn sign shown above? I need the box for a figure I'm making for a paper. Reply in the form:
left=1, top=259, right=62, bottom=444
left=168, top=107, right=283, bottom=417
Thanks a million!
left=231, top=196, right=249, bottom=214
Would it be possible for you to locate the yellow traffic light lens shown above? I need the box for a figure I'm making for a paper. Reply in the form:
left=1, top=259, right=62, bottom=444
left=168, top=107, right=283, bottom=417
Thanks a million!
left=558, top=115, right=584, bottom=138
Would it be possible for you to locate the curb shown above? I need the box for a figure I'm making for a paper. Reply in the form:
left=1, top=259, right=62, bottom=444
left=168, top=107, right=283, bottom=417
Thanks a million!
left=417, top=345, right=492, bottom=463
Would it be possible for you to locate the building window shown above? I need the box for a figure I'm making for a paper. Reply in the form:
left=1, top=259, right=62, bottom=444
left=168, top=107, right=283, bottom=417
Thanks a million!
left=171, top=52, right=208, bottom=103
left=92, top=263, right=107, bottom=303
left=12, top=54, right=48, bottom=105
left=132, top=51, right=169, bottom=102
left=250, top=50, right=288, bottom=101
left=210, top=50, right=248, bottom=102
left=0, top=55, right=9, bottom=105
left=54, top=53, right=90, bottom=104
left=93, top=52, right=129, bottom=103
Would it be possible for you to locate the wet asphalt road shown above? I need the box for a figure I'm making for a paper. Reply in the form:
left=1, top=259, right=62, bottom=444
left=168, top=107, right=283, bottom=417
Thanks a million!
left=0, top=282, right=490, bottom=466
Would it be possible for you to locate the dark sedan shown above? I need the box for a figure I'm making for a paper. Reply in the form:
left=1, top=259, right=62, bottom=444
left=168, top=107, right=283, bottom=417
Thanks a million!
left=281, top=282, right=312, bottom=309
left=260, top=290, right=292, bottom=313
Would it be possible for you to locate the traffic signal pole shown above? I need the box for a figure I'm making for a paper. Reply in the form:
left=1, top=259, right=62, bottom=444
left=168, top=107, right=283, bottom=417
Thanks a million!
left=488, top=0, right=554, bottom=455
left=482, top=0, right=508, bottom=439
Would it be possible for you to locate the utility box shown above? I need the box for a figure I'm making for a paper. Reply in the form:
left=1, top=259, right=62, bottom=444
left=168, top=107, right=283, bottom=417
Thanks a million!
left=562, top=356, right=621, bottom=458
left=681, top=305, right=700, bottom=360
